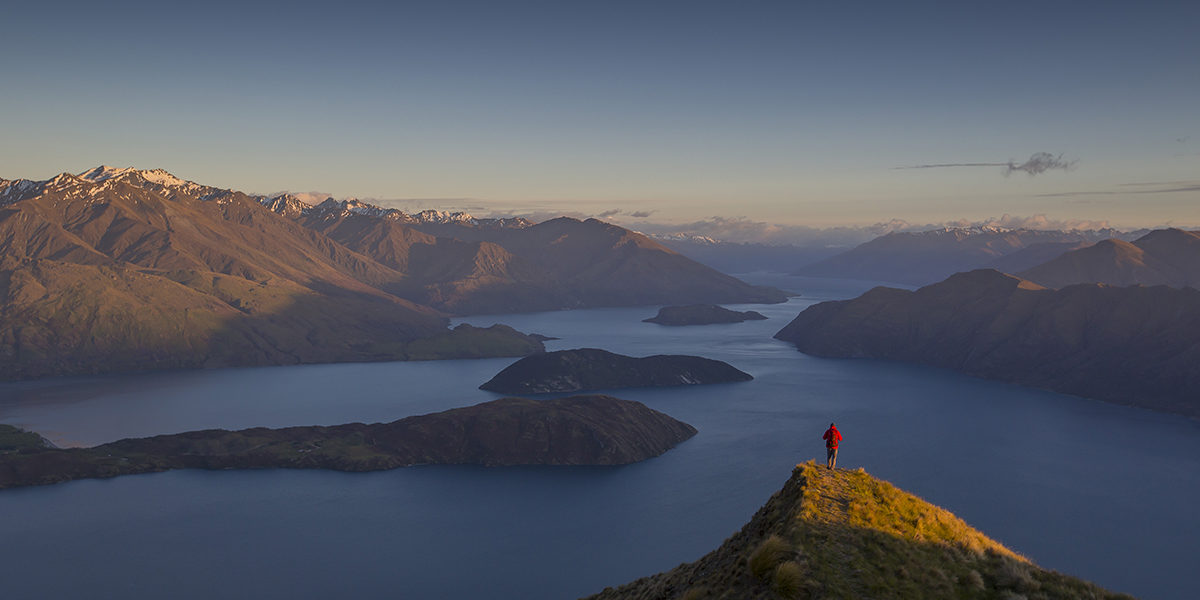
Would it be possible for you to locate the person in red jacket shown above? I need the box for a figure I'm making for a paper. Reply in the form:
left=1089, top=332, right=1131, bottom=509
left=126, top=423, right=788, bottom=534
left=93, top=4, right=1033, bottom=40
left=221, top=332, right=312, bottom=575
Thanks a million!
left=822, top=423, right=842, bottom=470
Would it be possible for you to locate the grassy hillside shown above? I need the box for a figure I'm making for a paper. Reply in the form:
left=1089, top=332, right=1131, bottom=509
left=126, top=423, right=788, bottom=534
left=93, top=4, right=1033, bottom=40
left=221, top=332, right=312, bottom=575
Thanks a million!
left=586, top=462, right=1132, bottom=600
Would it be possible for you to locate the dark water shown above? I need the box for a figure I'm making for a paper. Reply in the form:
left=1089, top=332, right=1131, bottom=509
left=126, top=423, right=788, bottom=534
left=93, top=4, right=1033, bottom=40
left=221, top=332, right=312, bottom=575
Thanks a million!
left=1, top=275, right=1197, bottom=600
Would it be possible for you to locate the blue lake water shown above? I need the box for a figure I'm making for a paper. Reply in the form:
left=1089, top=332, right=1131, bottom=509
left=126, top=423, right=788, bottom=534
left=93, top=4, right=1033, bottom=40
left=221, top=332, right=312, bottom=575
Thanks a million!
left=1, top=274, right=1197, bottom=599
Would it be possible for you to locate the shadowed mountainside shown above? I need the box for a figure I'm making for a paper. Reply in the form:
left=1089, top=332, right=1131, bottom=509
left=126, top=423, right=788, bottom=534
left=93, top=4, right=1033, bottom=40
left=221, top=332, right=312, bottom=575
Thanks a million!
left=586, top=462, right=1132, bottom=600
left=774, top=269, right=1200, bottom=417
left=643, top=304, right=768, bottom=326
left=480, top=348, right=753, bottom=394
left=286, top=202, right=789, bottom=313
left=1019, top=228, right=1200, bottom=289
left=0, top=395, right=697, bottom=489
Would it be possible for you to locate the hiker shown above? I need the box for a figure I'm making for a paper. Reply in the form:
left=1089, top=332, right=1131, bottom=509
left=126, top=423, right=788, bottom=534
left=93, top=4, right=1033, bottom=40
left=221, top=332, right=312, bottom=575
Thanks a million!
left=822, top=423, right=842, bottom=470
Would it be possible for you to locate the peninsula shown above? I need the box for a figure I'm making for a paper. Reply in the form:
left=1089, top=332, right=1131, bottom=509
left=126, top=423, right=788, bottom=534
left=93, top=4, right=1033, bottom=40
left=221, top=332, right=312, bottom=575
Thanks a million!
left=0, top=395, right=697, bottom=489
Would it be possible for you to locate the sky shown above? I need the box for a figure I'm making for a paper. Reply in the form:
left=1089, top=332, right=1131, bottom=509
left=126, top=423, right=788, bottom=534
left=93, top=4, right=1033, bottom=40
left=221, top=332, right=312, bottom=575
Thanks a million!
left=2, top=0, right=1198, bottom=233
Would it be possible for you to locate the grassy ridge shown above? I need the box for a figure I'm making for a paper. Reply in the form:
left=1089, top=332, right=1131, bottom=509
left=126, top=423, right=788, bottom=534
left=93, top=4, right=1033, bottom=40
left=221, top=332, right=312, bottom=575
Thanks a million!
left=586, top=462, right=1133, bottom=600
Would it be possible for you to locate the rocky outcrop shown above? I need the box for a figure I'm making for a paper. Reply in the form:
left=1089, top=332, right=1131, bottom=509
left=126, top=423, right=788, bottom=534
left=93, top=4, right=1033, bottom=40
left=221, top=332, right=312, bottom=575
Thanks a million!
left=479, top=348, right=753, bottom=394
left=643, top=304, right=768, bottom=326
left=774, top=269, right=1200, bottom=417
left=585, top=463, right=1131, bottom=600
left=0, top=395, right=697, bottom=489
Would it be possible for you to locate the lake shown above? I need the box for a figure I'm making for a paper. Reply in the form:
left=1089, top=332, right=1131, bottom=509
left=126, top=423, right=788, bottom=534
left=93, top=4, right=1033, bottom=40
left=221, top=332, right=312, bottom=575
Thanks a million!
left=1, top=274, right=1196, bottom=599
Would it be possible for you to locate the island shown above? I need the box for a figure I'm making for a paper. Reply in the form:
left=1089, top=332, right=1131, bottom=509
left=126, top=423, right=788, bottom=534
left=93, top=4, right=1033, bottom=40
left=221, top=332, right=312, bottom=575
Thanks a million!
left=643, top=304, right=768, bottom=326
left=586, top=462, right=1131, bottom=600
left=0, top=395, right=697, bottom=489
left=479, top=348, right=753, bottom=394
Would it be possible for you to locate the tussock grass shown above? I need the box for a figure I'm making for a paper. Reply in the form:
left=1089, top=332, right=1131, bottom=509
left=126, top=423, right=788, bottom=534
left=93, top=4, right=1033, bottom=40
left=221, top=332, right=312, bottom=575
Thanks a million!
left=772, top=561, right=805, bottom=599
left=748, top=535, right=791, bottom=580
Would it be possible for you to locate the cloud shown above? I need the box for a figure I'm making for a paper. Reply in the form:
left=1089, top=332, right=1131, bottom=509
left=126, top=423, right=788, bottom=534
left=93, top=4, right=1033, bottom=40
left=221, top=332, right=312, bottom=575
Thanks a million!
left=596, top=209, right=622, bottom=218
left=896, top=152, right=1076, bottom=176
left=636, top=213, right=1126, bottom=246
left=628, top=210, right=655, bottom=218
left=984, top=214, right=1112, bottom=231
left=1036, top=180, right=1200, bottom=198
left=1003, top=152, right=1076, bottom=176
left=633, top=216, right=880, bottom=247
left=880, top=214, right=1113, bottom=232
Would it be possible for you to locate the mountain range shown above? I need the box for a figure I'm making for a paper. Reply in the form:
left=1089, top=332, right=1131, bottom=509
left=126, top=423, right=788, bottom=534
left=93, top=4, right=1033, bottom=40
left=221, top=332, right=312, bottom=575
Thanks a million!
left=1018, top=228, right=1200, bottom=289
left=795, top=226, right=1140, bottom=286
left=0, top=166, right=781, bottom=379
left=261, top=196, right=786, bottom=313
left=774, top=269, right=1200, bottom=417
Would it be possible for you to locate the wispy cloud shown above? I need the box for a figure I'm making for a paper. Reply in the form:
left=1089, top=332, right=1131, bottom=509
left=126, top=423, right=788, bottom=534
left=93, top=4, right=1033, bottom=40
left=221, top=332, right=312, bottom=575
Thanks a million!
left=628, top=210, right=655, bottom=218
left=1037, top=180, right=1200, bottom=198
left=896, top=152, right=1076, bottom=176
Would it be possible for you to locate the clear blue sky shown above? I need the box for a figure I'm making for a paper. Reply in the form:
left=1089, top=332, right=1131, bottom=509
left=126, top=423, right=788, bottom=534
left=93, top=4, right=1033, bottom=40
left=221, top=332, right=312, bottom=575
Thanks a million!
left=3, top=1, right=1197, bottom=228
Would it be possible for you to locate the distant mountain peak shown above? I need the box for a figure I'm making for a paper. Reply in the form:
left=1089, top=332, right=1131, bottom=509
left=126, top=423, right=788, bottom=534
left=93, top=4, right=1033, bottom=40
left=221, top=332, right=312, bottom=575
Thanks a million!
left=77, top=165, right=137, bottom=182
left=75, top=165, right=205, bottom=193
left=260, top=195, right=535, bottom=229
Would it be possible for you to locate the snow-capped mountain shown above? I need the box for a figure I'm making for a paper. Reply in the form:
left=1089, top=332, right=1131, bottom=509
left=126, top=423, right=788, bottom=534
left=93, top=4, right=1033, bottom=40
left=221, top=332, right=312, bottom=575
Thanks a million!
left=0, top=163, right=787, bottom=380
left=648, top=232, right=721, bottom=245
left=258, top=195, right=533, bottom=229
left=1, top=166, right=224, bottom=208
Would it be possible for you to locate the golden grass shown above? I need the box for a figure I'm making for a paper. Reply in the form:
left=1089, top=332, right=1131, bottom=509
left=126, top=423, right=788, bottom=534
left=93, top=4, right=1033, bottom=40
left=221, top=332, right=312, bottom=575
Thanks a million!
left=748, top=534, right=791, bottom=580
left=795, top=462, right=1023, bottom=560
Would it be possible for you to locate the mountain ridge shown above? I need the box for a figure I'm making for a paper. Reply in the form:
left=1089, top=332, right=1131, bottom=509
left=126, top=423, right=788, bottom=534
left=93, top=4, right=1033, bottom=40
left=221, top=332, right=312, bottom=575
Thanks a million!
left=774, top=269, right=1200, bottom=417
left=796, top=227, right=1137, bottom=286
left=1019, top=228, right=1200, bottom=288
left=586, top=462, right=1131, bottom=599
left=0, top=166, right=783, bottom=379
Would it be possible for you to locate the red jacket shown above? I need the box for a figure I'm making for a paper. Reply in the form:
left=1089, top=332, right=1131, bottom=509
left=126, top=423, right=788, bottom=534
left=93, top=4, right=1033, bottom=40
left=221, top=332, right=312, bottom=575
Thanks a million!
left=823, top=426, right=842, bottom=449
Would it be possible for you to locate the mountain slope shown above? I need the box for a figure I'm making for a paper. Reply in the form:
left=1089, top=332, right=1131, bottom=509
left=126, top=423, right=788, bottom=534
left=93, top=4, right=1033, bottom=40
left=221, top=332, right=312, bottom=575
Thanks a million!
left=294, top=208, right=554, bottom=313
left=774, top=269, right=1200, bottom=417
left=0, top=167, right=542, bottom=379
left=587, top=462, right=1130, bottom=600
left=265, top=197, right=788, bottom=312
left=1019, top=228, right=1200, bottom=288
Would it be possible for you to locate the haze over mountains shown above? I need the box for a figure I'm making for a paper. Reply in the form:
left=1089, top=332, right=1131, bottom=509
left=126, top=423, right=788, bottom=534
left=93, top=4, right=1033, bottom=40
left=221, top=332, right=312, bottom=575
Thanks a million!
left=0, top=166, right=782, bottom=379
left=795, top=226, right=1139, bottom=286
